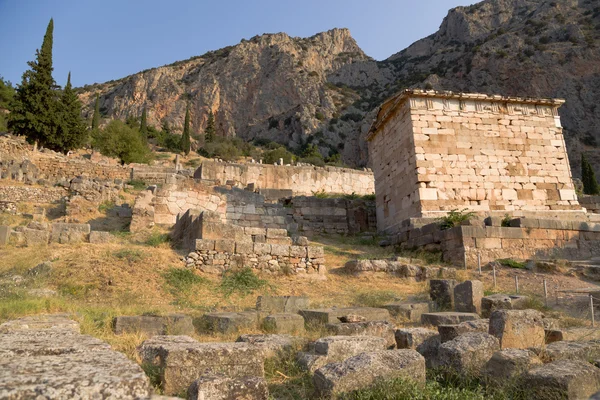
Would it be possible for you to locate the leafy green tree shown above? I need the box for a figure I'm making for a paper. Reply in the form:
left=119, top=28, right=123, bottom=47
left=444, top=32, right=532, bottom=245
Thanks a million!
left=205, top=110, right=215, bottom=142
left=9, top=18, right=60, bottom=149
left=92, top=120, right=152, bottom=164
left=140, top=107, right=148, bottom=143
left=181, top=105, right=191, bottom=155
left=263, top=146, right=295, bottom=164
left=582, top=153, right=600, bottom=195
left=91, top=94, right=100, bottom=130
left=55, top=72, right=87, bottom=152
left=0, top=77, right=14, bottom=132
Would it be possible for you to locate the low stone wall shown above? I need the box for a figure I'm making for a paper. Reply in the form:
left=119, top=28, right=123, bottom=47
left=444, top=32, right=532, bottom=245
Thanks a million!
left=34, top=158, right=131, bottom=183
left=0, top=184, right=68, bottom=204
left=131, top=165, right=195, bottom=184
left=579, top=195, right=600, bottom=214
left=195, top=161, right=374, bottom=196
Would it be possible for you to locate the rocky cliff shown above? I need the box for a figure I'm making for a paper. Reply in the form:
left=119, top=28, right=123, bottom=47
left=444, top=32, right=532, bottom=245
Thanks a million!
left=78, top=0, right=600, bottom=172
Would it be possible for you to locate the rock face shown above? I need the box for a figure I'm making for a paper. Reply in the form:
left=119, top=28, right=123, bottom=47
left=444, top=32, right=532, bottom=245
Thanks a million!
left=488, top=309, right=545, bottom=349
left=0, top=314, right=151, bottom=399
left=522, top=360, right=600, bottom=400
left=313, top=350, right=426, bottom=397
left=188, top=375, right=269, bottom=400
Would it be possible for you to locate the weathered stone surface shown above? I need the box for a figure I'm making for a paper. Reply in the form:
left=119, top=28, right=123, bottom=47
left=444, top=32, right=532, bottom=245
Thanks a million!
left=313, top=350, right=426, bottom=397
left=138, top=335, right=264, bottom=396
left=484, top=349, right=542, bottom=381
left=188, top=375, right=269, bottom=400
left=299, top=307, right=390, bottom=326
left=454, top=280, right=483, bottom=314
left=382, top=302, right=429, bottom=322
left=24, top=227, right=49, bottom=246
left=263, top=313, right=305, bottom=334
left=435, top=333, right=500, bottom=372
left=522, top=360, right=600, bottom=400
left=297, top=352, right=329, bottom=373
left=326, top=321, right=396, bottom=349
left=421, top=312, right=480, bottom=327
left=314, top=335, right=387, bottom=359
left=236, top=334, right=304, bottom=359
left=0, top=314, right=151, bottom=399
left=50, top=223, right=91, bottom=244
left=481, top=294, right=530, bottom=318
left=395, top=328, right=438, bottom=350
left=415, top=334, right=442, bottom=368
left=438, top=319, right=490, bottom=343
left=113, top=314, right=194, bottom=336
left=89, top=230, right=111, bottom=244
left=430, top=279, right=456, bottom=311
left=201, top=311, right=258, bottom=333
left=256, top=295, right=310, bottom=313
left=489, top=309, right=545, bottom=349
left=540, top=340, right=600, bottom=362
left=0, top=225, right=10, bottom=246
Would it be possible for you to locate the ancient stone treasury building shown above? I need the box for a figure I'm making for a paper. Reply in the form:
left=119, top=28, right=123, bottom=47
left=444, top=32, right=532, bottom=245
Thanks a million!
left=368, top=90, right=581, bottom=234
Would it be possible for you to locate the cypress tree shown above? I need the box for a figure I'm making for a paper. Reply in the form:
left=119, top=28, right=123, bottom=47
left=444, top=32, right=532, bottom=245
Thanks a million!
left=181, top=105, right=191, bottom=155
left=55, top=72, right=87, bottom=152
left=205, top=110, right=215, bottom=142
left=9, top=18, right=59, bottom=148
left=140, top=106, right=148, bottom=143
left=91, top=94, right=100, bottom=130
left=582, top=153, right=600, bottom=195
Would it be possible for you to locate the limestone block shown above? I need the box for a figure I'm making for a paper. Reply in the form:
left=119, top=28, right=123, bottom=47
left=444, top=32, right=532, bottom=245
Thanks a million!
left=113, top=314, right=194, bottom=336
left=438, top=319, right=490, bottom=343
left=214, top=239, right=236, bottom=253
left=488, top=309, right=545, bottom=349
left=195, top=239, right=215, bottom=251
left=289, top=246, right=308, bottom=258
left=263, top=314, right=305, bottom=334
left=545, top=328, right=600, bottom=344
left=327, top=321, right=396, bottom=349
left=541, top=340, right=600, bottom=362
left=307, top=246, right=324, bottom=258
left=89, top=231, right=111, bottom=244
left=429, top=279, right=457, bottom=311
left=270, top=244, right=290, bottom=257
left=454, top=280, right=484, bottom=314
left=256, top=296, right=310, bottom=313
left=313, top=350, right=426, bottom=397
left=235, top=241, right=253, bottom=255
left=484, top=349, right=542, bottom=381
left=299, top=308, right=391, bottom=326
left=188, top=375, right=268, bottom=400
left=266, top=228, right=288, bottom=238
left=421, top=312, right=480, bottom=327
left=395, top=328, right=438, bottom=350
left=481, top=294, right=512, bottom=317
left=435, top=333, right=500, bottom=372
left=314, top=336, right=387, bottom=360
left=236, top=334, right=304, bottom=359
left=0, top=225, right=11, bottom=246
left=254, top=243, right=272, bottom=256
left=522, top=360, right=600, bottom=400
left=383, top=302, right=429, bottom=322
left=24, top=228, right=49, bottom=246
left=201, top=312, right=258, bottom=334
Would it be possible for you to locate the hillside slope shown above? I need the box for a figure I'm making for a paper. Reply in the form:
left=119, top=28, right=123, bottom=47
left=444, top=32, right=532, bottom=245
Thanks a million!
left=78, top=0, right=600, bottom=172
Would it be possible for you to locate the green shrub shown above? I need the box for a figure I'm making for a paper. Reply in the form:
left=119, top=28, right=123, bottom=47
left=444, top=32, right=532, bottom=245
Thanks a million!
left=113, top=249, right=145, bottom=263
left=144, top=231, right=170, bottom=247
left=126, top=179, right=147, bottom=191
left=92, top=120, right=153, bottom=164
left=263, top=146, right=295, bottom=165
left=501, top=214, right=512, bottom=227
left=497, top=258, right=526, bottom=269
left=162, top=268, right=205, bottom=291
left=438, top=209, right=476, bottom=230
left=98, top=201, right=115, bottom=213
left=220, top=267, right=268, bottom=297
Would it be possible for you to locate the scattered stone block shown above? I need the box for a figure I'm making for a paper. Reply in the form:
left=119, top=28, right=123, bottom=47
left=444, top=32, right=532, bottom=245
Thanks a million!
left=484, top=349, right=542, bottom=381
left=256, top=295, right=310, bottom=313
left=138, top=336, right=264, bottom=396
left=298, top=307, right=390, bottom=326
left=421, top=312, right=480, bottom=327
left=262, top=313, right=305, bottom=334
left=489, top=309, right=545, bottom=349
left=435, top=333, right=500, bottom=372
left=188, top=375, right=269, bottom=400
left=438, top=319, right=490, bottom=343
left=23, top=228, right=49, bottom=246
left=201, top=312, right=258, bottom=334
left=0, top=313, right=79, bottom=334
left=395, top=327, right=438, bottom=350
left=50, top=223, right=90, bottom=244
left=522, top=360, right=600, bottom=400
left=541, top=340, right=600, bottom=362
left=113, top=314, right=194, bottom=336
left=236, top=334, right=304, bottom=359
left=0, top=225, right=10, bottom=246
left=326, top=321, right=396, bottom=349
left=314, top=335, right=387, bottom=359
left=382, top=302, right=429, bottom=322
left=454, top=280, right=483, bottom=314
left=481, top=294, right=530, bottom=317
left=313, top=350, right=426, bottom=397
left=297, top=352, right=329, bottom=373
left=89, top=231, right=111, bottom=244
left=429, top=279, right=457, bottom=311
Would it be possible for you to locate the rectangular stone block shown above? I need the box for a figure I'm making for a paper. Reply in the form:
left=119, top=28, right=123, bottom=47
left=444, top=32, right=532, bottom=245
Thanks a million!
left=235, top=242, right=253, bottom=255
left=253, top=243, right=271, bottom=255
left=307, top=246, right=324, bottom=258
left=201, top=312, right=258, bottom=334
left=256, top=296, right=310, bottom=313
left=299, top=308, right=390, bottom=326
left=262, top=313, right=305, bottom=334
left=454, top=280, right=484, bottom=314
left=0, top=226, right=10, bottom=246
left=289, top=246, right=308, bottom=258
left=421, top=312, right=480, bottom=327
left=270, top=244, right=290, bottom=257
left=214, top=239, right=235, bottom=253
left=195, top=239, right=215, bottom=251
left=382, top=303, right=429, bottom=322
left=489, top=309, right=545, bottom=349
left=266, top=228, right=288, bottom=238
left=429, top=279, right=456, bottom=311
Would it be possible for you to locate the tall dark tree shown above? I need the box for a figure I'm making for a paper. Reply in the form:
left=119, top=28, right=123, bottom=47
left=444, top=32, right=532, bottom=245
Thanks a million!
left=8, top=18, right=59, bottom=148
left=582, top=153, right=600, bottom=195
left=91, top=94, right=100, bottom=131
left=140, top=106, right=148, bottom=143
left=55, top=72, right=87, bottom=152
left=181, top=105, right=191, bottom=155
left=205, top=110, right=215, bottom=142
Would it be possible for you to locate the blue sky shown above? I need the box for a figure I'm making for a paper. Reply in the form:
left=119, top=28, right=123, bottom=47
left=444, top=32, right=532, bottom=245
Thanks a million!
left=0, top=0, right=477, bottom=88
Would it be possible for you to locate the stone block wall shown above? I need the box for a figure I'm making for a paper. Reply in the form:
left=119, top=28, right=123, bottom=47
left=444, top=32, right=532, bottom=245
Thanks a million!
left=579, top=196, right=600, bottom=214
left=131, top=166, right=194, bottom=184
left=195, top=161, right=374, bottom=196
left=368, top=90, right=582, bottom=234
left=0, top=185, right=67, bottom=204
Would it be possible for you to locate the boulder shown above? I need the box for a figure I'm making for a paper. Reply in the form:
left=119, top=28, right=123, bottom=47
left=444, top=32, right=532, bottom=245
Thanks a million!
left=113, top=314, right=194, bottom=336
left=488, top=309, right=545, bottom=349
left=256, top=295, right=309, bottom=313
left=262, top=313, right=305, bottom=334
left=188, top=375, right=268, bottom=400
left=236, top=334, right=304, bottom=359
left=326, top=321, right=396, bottom=349
left=313, top=350, right=426, bottom=397
left=454, top=280, right=483, bottom=314
left=484, top=349, right=542, bottom=381
left=395, top=328, right=438, bottom=350
left=201, top=312, right=258, bottom=334
left=429, top=279, right=457, bottom=311
left=438, top=319, right=490, bottom=343
left=522, top=360, right=600, bottom=400
left=138, top=336, right=264, bottom=395
left=435, top=332, right=500, bottom=372
left=421, top=312, right=480, bottom=327
left=382, top=302, right=429, bottom=322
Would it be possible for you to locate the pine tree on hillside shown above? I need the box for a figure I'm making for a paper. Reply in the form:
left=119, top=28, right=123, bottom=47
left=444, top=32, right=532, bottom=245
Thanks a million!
left=55, top=72, right=87, bottom=152
left=182, top=105, right=191, bottom=155
left=205, top=110, right=215, bottom=143
left=8, top=18, right=59, bottom=148
left=140, top=106, right=148, bottom=143
left=582, top=153, right=600, bottom=195
left=91, top=94, right=100, bottom=131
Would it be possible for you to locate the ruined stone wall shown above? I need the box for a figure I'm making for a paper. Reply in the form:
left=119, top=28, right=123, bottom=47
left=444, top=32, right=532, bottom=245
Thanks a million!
left=34, top=158, right=131, bottom=182
left=0, top=184, right=67, bottom=204
left=195, top=161, right=374, bottom=196
left=368, top=91, right=583, bottom=234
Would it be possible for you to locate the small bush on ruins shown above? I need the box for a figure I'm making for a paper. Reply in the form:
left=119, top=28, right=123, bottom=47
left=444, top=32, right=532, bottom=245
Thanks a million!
left=437, top=209, right=476, bottom=230
left=501, top=214, right=512, bottom=227
left=144, top=231, right=170, bottom=247
left=220, top=267, right=269, bottom=297
left=263, top=146, right=295, bottom=165
left=497, top=258, right=526, bottom=269
left=162, top=268, right=206, bottom=292
left=93, top=120, right=153, bottom=164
